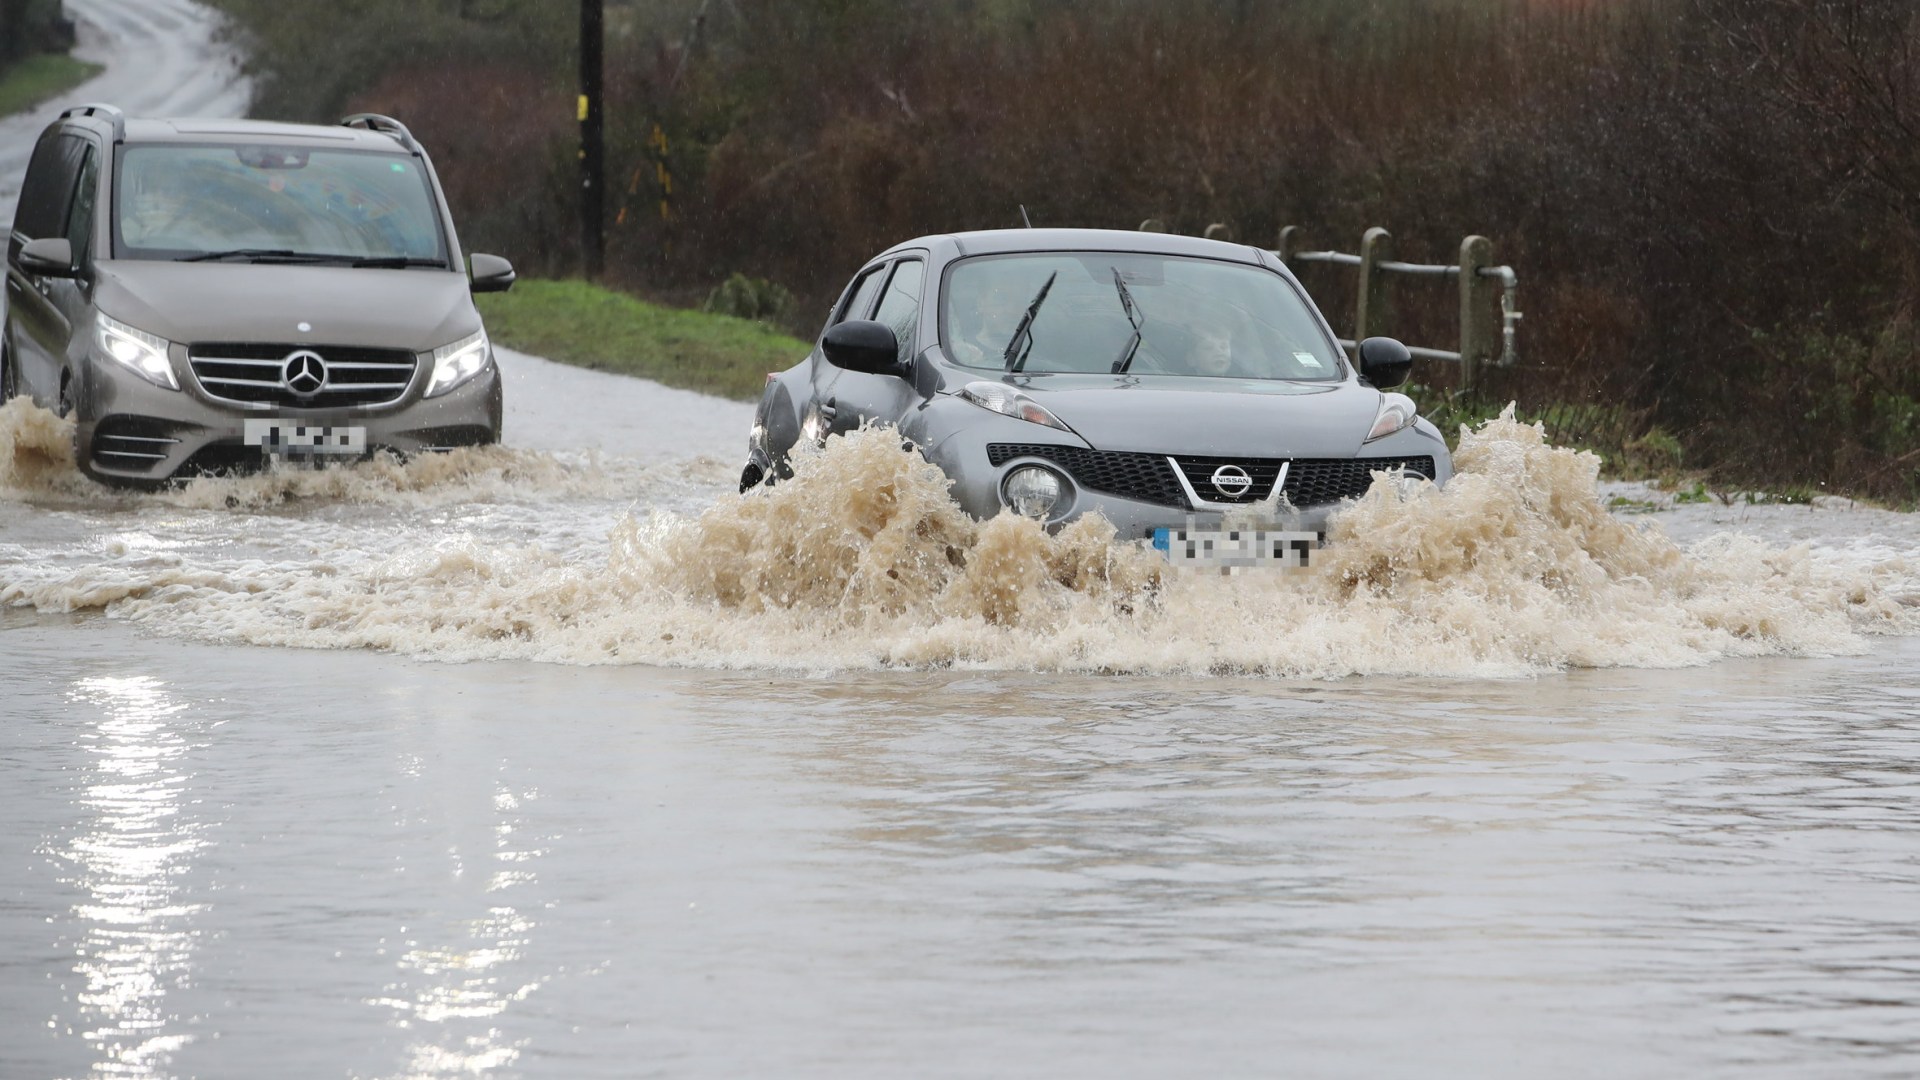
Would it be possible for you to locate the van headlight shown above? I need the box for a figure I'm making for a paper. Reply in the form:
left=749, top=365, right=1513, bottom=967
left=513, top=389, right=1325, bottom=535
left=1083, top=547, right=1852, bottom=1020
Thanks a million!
left=96, top=313, right=178, bottom=390
left=426, top=329, right=492, bottom=398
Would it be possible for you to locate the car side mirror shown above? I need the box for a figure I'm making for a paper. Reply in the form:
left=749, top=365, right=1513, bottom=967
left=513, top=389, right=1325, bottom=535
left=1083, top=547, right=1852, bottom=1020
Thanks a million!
left=822, top=319, right=904, bottom=376
left=468, top=253, right=516, bottom=293
left=19, top=237, right=76, bottom=279
left=1357, top=336, right=1413, bottom=389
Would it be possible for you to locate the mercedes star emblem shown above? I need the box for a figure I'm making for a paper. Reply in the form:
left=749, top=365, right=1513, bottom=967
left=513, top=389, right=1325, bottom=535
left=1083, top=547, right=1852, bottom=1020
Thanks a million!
left=282, top=349, right=328, bottom=396
left=1210, top=464, right=1253, bottom=498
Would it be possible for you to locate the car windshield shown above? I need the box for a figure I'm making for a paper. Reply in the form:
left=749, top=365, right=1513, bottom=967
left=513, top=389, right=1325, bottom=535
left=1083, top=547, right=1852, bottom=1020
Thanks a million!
left=942, top=251, right=1343, bottom=380
left=113, top=144, right=446, bottom=263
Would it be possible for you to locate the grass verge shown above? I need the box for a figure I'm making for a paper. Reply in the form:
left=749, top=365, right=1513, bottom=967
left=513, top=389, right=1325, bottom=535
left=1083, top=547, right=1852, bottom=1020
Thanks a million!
left=0, top=53, right=103, bottom=117
left=476, top=279, right=809, bottom=402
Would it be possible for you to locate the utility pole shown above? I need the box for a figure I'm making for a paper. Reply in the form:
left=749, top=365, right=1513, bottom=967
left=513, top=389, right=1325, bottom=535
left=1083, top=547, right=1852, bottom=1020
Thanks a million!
left=579, top=0, right=605, bottom=279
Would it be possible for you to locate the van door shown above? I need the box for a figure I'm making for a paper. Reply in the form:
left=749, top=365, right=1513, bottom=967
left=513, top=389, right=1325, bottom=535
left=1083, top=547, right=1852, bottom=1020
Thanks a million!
left=47, top=139, right=101, bottom=413
left=4, top=130, right=88, bottom=408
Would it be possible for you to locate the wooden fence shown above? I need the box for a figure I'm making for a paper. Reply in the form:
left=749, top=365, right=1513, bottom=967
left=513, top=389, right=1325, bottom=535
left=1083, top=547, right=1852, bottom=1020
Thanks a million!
left=1140, top=219, right=1522, bottom=395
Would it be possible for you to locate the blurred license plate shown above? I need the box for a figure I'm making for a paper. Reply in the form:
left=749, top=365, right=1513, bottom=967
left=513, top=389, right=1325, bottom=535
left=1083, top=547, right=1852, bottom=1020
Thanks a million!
left=1152, top=527, right=1319, bottom=569
left=244, top=420, right=365, bottom=454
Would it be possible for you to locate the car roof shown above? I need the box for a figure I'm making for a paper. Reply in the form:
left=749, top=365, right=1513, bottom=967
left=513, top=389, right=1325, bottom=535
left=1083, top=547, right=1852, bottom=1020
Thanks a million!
left=879, top=227, right=1269, bottom=265
left=115, top=117, right=410, bottom=152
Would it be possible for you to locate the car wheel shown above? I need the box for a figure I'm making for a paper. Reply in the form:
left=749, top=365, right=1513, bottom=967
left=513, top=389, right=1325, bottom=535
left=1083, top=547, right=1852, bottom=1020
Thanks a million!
left=739, top=462, right=765, bottom=493
left=0, top=342, right=15, bottom=402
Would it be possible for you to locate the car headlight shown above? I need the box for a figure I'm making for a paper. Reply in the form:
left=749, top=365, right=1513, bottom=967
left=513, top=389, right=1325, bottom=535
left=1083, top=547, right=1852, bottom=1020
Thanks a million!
left=1003, top=465, right=1065, bottom=519
left=96, top=313, right=178, bottom=391
left=1365, top=391, right=1419, bottom=442
left=957, top=381, right=1073, bottom=433
left=426, top=329, right=492, bottom=398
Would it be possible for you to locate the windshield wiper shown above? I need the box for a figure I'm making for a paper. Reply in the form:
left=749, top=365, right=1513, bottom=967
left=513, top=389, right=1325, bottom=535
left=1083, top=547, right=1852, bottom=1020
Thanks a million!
left=1109, top=267, right=1145, bottom=374
left=177, top=250, right=443, bottom=268
left=1001, top=270, right=1058, bottom=373
left=177, top=248, right=329, bottom=263
left=348, top=256, right=447, bottom=269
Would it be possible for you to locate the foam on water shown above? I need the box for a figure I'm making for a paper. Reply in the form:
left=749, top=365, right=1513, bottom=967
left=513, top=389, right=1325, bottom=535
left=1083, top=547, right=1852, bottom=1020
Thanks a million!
left=2, top=398, right=1914, bottom=675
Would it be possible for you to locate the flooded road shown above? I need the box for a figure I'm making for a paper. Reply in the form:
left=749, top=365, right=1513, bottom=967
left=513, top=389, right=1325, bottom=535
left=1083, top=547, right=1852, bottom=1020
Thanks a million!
left=4, top=618, right=1919, bottom=1078
left=3, top=348, right=1919, bottom=1077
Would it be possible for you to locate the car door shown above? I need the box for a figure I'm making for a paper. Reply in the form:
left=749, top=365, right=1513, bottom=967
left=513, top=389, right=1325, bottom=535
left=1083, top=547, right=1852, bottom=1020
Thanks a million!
left=4, top=130, right=88, bottom=407
left=808, top=259, right=890, bottom=438
left=816, top=256, right=925, bottom=438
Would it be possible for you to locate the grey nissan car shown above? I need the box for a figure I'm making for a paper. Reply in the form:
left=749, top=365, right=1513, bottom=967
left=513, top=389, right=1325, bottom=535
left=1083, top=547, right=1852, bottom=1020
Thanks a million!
left=1, top=104, right=512, bottom=485
left=744, top=228, right=1452, bottom=566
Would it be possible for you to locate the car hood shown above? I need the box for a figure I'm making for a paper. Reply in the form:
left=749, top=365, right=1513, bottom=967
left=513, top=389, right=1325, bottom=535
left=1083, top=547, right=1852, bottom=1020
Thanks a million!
left=1005, top=372, right=1383, bottom=457
left=90, top=260, right=479, bottom=350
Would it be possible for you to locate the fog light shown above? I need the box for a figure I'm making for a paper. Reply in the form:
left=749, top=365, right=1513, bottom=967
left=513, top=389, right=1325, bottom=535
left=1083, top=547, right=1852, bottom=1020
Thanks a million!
left=1003, top=466, right=1063, bottom=520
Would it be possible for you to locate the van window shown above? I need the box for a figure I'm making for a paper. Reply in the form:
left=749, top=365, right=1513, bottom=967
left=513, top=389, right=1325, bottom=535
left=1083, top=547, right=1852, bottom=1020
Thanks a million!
left=64, top=145, right=100, bottom=259
left=11, top=132, right=87, bottom=245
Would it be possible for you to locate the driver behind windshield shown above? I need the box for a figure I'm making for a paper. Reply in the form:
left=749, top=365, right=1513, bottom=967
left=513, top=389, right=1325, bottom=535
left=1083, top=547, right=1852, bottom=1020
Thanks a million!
left=1186, top=326, right=1236, bottom=377
left=947, top=281, right=1030, bottom=366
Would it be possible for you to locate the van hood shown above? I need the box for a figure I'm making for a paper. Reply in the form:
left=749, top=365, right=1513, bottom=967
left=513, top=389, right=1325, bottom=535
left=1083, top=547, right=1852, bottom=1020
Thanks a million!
left=90, top=260, right=480, bottom=351
left=1005, top=372, right=1383, bottom=458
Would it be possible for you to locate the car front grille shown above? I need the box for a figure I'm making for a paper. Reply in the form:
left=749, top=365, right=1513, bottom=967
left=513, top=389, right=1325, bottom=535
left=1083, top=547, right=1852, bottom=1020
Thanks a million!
left=987, top=444, right=1187, bottom=508
left=188, top=342, right=419, bottom=408
left=1281, top=456, right=1436, bottom=506
left=987, top=443, right=1436, bottom=509
left=1170, top=455, right=1290, bottom=505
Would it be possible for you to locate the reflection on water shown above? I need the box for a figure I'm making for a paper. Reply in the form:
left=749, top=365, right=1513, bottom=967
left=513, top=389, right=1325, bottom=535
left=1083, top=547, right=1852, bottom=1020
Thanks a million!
left=370, top=782, right=547, bottom=1078
left=57, top=676, right=204, bottom=1079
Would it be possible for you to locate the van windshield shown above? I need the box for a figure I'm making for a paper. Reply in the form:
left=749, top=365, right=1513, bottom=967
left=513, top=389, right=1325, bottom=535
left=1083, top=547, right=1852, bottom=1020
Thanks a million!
left=113, top=144, right=446, bottom=264
left=942, top=252, right=1343, bottom=380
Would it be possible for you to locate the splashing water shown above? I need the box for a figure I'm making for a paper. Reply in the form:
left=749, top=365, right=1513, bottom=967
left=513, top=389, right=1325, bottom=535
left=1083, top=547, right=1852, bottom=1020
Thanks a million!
left=0, top=396, right=720, bottom=509
left=0, top=396, right=84, bottom=493
left=0, top=398, right=1912, bottom=676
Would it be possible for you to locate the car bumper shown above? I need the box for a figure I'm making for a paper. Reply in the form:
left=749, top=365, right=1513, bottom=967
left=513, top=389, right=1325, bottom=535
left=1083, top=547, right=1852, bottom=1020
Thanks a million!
left=72, top=354, right=502, bottom=485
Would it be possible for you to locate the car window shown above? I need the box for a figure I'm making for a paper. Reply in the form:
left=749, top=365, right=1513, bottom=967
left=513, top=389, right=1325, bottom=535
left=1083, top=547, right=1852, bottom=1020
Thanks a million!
left=871, top=259, right=924, bottom=365
left=64, top=144, right=100, bottom=260
left=11, top=131, right=87, bottom=246
left=112, top=144, right=446, bottom=262
left=942, top=251, right=1343, bottom=380
left=834, top=264, right=887, bottom=325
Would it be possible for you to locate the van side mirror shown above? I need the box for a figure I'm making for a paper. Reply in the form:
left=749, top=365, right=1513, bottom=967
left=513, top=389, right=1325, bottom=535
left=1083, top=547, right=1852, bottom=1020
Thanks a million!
left=468, top=253, right=516, bottom=293
left=822, top=320, right=904, bottom=376
left=19, top=237, right=76, bottom=279
left=1357, top=336, right=1413, bottom=389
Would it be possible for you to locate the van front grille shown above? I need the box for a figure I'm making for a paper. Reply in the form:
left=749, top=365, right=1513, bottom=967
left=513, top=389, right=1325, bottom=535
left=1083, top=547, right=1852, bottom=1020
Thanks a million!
left=188, top=343, right=419, bottom=408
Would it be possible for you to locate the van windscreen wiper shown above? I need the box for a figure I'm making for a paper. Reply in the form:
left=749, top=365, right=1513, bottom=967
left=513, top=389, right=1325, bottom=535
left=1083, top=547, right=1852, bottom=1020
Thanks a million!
left=349, top=256, right=447, bottom=269
left=177, top=248, right=327, bottom=263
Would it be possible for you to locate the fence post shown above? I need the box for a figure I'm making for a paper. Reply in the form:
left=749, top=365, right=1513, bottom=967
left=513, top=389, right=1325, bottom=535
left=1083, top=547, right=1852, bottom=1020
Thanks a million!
left=1139, top=218, right=1168, bottom=233
left=1457, top=234, right=1495, bottom=397
left=1355, top=227, right=1393, bottom=342
left=1203, top=222, right=1234, bottom=242
left=1277, top=225, right=1301, bottom=263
